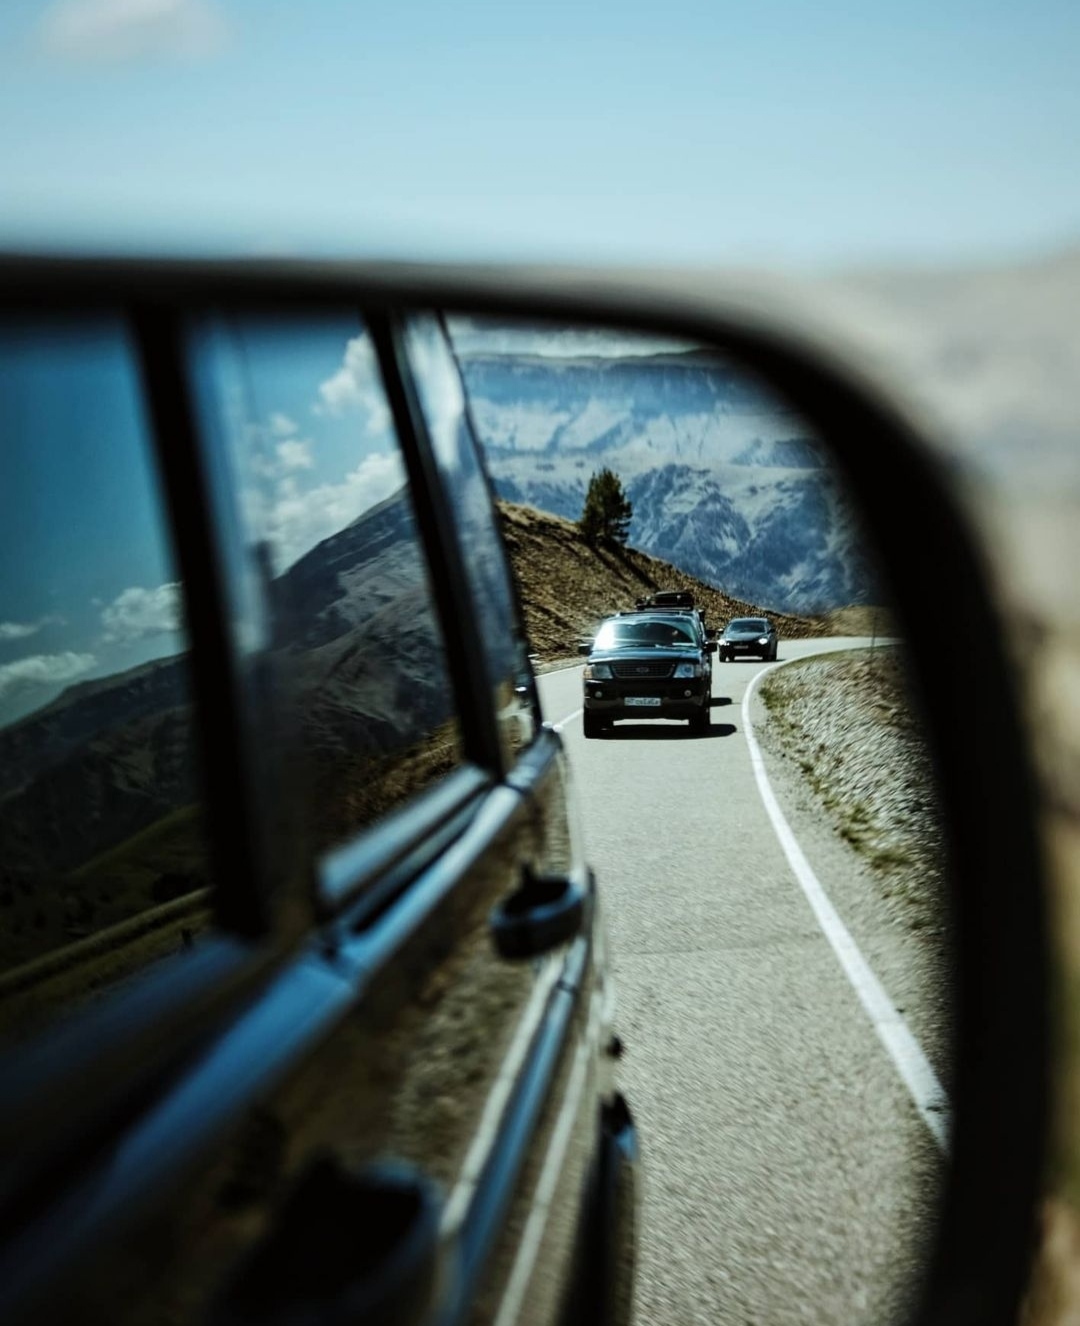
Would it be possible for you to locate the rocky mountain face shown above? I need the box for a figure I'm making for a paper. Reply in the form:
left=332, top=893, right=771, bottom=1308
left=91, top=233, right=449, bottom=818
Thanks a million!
left=458, top=348, right=874, bottom=614
left=0, top=654, right=190, bottom=804
left=0, top=654, right=202, bottom=967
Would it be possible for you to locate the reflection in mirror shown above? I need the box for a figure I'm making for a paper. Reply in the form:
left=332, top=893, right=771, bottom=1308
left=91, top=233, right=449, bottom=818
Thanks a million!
left=190, top=314, right=466, bottom=867
left=446, top=316, right=950, bottom=1325
left=0, top=317, right=211, bottom=1041
left=402, top=314, right=537, bottom=763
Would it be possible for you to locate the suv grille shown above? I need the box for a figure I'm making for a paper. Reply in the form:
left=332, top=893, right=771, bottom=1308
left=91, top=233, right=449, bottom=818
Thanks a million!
left=611, top=660, right=674, bottom=679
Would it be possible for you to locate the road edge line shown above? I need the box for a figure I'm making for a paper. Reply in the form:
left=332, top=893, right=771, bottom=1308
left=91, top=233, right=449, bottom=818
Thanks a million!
left=742, top=657, right=951, bottom=1151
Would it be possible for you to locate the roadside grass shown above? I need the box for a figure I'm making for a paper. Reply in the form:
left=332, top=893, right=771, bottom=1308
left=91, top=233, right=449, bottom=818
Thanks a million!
left=758, top=647, right=947, bottom=937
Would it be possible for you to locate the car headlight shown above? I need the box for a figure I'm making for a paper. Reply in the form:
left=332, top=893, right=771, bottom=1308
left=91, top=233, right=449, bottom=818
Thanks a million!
left=673, top=662, right=702, bottom=679
left=584, top=662, right=613, bottom=680
left=758, top=637, right=769, bottom=645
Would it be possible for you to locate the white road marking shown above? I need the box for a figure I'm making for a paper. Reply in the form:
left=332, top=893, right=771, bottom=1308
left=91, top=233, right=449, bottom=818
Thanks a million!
left=552, top=707, right=583, bottom=732
left=742, top=660, right=950, bottom=1150
left=539, top=661, right=584, bottom=676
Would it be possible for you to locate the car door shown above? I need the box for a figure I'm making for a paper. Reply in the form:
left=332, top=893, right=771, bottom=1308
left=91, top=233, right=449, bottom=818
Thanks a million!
left=398, top=312, right=616, bottom=1325
left=0, top=299, right=601, bottom=1326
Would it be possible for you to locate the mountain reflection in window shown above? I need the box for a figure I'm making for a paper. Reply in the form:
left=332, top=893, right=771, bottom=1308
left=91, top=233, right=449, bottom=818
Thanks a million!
left=404, top=316, right=536, bottom=762
left=195, top=315, right=463, bottom=860
left=0, top=318, right=211, bottom=1038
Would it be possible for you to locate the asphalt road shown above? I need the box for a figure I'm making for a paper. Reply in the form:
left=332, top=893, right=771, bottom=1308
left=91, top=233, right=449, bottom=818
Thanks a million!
left=536, top=638, right=948, bottom=1326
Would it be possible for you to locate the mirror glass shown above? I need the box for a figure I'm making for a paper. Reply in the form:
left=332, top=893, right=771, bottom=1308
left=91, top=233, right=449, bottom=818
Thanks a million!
left=446, top=315, right=951, bottom=1325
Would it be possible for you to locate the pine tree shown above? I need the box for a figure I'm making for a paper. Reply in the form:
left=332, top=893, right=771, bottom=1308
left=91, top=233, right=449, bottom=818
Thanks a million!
left=579, top=468, right=633, bottom=547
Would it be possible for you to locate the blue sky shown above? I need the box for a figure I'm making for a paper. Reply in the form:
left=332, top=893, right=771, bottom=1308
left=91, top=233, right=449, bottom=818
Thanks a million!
left=0, top=311, right=398, bottom=726
left=0, top=0, right=1077, bottom=266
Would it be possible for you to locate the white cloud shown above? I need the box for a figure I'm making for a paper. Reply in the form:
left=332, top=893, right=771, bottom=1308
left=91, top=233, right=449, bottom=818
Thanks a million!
left=257, top=451, right=405, bottom=572
left=101, top=582, right=182, bottom=644
left=0, top=651, right=97, bottom=700
left=269, top=412, right=298, bottom=438
left=275, top=438, right=314, bottom=472
left=39, top=0, right=229, bottom=63
left=0, top=617, right=60, bottom=642
left=248, top=431, right=314, bottom=480
left=316, top=334, right=392, bottom=437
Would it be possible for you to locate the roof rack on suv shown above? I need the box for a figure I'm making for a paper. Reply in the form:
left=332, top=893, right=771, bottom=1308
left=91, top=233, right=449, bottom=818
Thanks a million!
left=635, top=590, right=695, bottom=610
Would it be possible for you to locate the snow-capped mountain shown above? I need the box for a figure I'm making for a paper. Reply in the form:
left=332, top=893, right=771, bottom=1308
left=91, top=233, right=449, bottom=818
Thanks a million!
left=455, top=345, right=873, bottom=613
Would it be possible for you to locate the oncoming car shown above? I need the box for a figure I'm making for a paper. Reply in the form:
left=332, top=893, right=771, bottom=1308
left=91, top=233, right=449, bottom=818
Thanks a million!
left=579, top=611, right=716, bottom=737
left=718, top=616, right=778, bottom=662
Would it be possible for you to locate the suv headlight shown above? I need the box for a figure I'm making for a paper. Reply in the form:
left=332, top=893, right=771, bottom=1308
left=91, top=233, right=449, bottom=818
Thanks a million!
left=584, top=662, right=613, bottom=680
left=673, top=661, right=702, bottom=679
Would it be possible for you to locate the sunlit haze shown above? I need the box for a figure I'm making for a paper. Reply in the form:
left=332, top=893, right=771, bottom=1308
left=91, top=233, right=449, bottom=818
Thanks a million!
left=0, top=0, right=1077, bottom=266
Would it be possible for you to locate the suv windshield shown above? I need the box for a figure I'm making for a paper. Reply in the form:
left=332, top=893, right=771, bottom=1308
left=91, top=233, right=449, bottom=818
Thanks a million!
left=594, top=618, right=696, bottom=649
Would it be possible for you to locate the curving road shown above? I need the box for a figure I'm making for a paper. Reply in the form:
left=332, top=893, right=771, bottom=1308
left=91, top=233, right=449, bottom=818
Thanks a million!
left=537, top=638, right=949, bottom=1326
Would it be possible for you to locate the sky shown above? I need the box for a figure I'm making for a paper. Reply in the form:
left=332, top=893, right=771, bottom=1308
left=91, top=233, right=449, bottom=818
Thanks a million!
left=0, top=312, right=400, bottom=727
left=0, top=0, right=1078, bottom=267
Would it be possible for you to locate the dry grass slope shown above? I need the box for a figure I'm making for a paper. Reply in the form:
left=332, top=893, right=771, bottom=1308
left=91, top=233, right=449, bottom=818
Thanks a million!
left=498, top=500, right=830, bottom=662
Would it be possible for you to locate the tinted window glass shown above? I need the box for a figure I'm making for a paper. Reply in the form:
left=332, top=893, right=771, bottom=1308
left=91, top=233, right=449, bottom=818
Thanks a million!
left=404, top=316, right=536, bottom=760
left=0, top=317, right=210, bottom=1037
left=191, top=314, right=464, bottom=861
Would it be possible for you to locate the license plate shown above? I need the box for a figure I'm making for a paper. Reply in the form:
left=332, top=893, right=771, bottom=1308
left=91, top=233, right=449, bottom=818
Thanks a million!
left=626, top=696, right=662, bottom=707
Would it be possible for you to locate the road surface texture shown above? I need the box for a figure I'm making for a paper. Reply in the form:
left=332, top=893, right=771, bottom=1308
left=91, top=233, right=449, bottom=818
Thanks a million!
left=537, top=638, right=949, bottom=1326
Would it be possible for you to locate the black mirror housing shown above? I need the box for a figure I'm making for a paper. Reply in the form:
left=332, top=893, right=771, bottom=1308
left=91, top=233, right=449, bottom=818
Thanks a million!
left=0, top=253, right=1049, bottom=1326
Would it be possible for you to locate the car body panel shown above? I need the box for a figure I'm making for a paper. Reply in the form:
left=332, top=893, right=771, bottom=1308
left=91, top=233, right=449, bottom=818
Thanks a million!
left=0, top=288, right=636, bottom=1326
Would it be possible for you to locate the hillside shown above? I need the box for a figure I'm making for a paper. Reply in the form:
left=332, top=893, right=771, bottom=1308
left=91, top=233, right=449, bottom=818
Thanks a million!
left=498, top=500, right=825, bottom=661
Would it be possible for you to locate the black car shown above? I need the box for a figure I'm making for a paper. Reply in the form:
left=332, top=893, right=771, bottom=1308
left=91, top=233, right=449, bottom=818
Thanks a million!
left=580, top=611, right=716, bottom=736
left=718, top=616, right=779, bottom=661
left=0, top=267, right=637, bottom=1326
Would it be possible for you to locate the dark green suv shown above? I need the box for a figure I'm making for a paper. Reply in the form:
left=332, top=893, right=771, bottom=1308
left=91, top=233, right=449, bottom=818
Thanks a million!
left=580, top=610, right=717, bottom=736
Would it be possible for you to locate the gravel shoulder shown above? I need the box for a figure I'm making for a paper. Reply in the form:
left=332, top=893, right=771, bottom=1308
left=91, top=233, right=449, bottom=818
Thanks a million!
left=752, top=645, right=955, bottom=1085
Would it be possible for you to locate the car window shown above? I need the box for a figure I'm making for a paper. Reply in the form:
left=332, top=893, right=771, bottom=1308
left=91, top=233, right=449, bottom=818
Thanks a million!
left=594, top=617, right=696, bottom=649
left=0, top=315, right=211, bottom=1039
left=402, top=315, right=536, bottom=763
left=189, top=313, right=465, bottom=864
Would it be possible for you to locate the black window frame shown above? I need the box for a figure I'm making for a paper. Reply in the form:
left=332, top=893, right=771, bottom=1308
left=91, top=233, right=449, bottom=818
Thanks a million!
left=396, top=310, right=544, bottom=745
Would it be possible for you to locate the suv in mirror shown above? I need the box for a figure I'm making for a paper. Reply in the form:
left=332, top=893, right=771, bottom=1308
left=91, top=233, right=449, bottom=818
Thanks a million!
left=580, top=609, right=716, bottom=736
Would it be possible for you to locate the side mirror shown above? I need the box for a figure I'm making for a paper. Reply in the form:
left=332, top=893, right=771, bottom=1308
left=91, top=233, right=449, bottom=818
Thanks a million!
left=0, top=255, right=1049, bottom=1326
